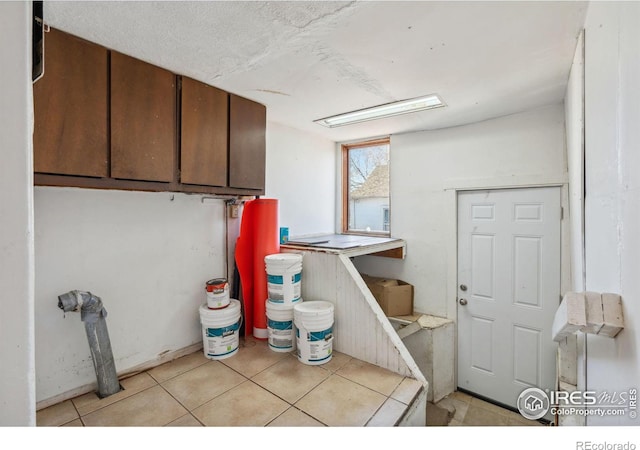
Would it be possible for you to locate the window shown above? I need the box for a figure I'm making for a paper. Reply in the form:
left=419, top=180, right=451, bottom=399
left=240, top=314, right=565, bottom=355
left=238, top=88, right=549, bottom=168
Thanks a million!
left=342, top=138, right=390, bottom=235
left=382, top=207, right=390, bottom=232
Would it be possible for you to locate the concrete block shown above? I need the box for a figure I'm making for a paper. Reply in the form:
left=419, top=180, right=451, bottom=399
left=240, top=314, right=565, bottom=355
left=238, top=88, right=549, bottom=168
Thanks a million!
left=599, top=293, right=624, bottom=337
left=557, top=381, right=586, bottom=426
left=400, top=315, right=455, bottom=403
left=552, top=292, right=587, bottom=342
left=558, top=334, right=578, bottom=386
left=584, top=291, right=604, bottom=334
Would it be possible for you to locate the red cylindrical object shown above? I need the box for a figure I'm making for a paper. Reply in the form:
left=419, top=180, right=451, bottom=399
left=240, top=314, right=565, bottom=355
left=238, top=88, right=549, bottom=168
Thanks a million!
left=250, top=199, right=279, bottom=339
left=235, top=198, right=279, bottom=339
left=235, top=208, right=254, bottom=336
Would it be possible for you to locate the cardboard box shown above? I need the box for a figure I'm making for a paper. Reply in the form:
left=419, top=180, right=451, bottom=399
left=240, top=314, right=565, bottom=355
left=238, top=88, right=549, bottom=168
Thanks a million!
left=362, top=274, right=414, bottom=317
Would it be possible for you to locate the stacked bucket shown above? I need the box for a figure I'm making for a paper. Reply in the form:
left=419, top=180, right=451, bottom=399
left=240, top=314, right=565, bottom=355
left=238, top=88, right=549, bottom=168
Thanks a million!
left=199, top=278, right=242, bottom=360
left=265, top=253, right=335, bottom=365
left=264, top=253, right=303, bottom=353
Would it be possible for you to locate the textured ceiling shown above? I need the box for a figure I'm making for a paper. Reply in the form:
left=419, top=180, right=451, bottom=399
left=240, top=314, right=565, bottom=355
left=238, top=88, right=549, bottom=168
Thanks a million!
left=44, top=1, right=589, bottom=143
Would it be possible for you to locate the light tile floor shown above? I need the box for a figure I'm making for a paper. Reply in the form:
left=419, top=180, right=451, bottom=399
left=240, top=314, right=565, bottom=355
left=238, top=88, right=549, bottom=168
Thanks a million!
left=36, top=336, right=423, bottom=427
left=434, top=390, right=547, bottom=426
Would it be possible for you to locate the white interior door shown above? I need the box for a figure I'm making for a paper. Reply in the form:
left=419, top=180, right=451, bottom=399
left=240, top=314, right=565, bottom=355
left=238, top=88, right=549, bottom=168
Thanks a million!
left=457, top=187, right=560, bottom=410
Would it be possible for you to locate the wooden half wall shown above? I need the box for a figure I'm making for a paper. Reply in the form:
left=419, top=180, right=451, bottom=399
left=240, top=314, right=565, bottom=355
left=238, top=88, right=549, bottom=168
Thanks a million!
left=288, top=249, right=427, bottom=384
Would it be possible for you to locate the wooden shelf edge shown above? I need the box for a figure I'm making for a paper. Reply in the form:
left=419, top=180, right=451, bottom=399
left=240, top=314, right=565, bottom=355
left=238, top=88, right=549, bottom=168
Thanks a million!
left=34, top=173, right=264, bottom=197
left=369, top=247, right=405, bottom=259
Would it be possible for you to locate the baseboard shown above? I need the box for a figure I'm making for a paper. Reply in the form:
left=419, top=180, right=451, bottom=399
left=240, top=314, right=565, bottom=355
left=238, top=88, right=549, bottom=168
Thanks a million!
left=36, top=342, right=203, bottom=411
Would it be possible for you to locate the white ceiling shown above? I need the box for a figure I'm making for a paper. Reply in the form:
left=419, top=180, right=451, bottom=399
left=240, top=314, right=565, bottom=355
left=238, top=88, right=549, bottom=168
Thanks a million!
left=44, top=1, right=589, bottom=143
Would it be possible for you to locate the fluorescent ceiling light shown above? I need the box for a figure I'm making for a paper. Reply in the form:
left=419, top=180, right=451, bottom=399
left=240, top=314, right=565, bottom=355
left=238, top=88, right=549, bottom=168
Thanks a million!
left=314, top=94, right=445, bottom=128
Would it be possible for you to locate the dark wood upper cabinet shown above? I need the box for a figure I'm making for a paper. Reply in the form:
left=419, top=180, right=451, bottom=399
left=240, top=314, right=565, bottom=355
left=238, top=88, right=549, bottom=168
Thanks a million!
left=229, top=94, right=266, bottom=190
left=181, top=77, right=228, bottom=187
left=34, top=28, right=266, bottom=195
left=33, top=28, right=108, bottom=177
left=110, top=51, right=176, bottom=182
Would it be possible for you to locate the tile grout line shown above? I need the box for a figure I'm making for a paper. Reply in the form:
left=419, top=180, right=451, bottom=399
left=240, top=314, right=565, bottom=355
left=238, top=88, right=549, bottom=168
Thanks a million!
left=156, top=380, right=209, bottom=426
left=146, top=356, right=212, bottom=385
left=74, top=376, right=163, bottom=423
left=333, top=371, right=403, bottom=401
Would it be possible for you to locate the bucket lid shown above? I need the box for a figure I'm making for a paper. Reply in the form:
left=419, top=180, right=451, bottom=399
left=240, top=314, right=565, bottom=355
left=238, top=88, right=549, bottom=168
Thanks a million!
left=265, top=253, right=303, bottom=264
left=294, top=300, right=334, bottom=316
left=266, top=298, right=302, bottom=310
left=200, top=299, right=240, bottom=317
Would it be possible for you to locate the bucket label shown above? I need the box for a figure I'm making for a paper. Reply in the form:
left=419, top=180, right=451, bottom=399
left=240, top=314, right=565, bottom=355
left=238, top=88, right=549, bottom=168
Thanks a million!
left=297, top=325, right=333, bottom=364
left=268, top=318, right=293, bottom=331
left=206, top=321, right=240, bottom=337
left=267, top=272, right=302, bottom=302
left=206, top=278, right=228, bottom=293
left=309, top=328, right=332, bottom=341
left=207, top=284, right=229, bottom=297
left=204, top=319, right=240, bottom=357
left=267, top=319, right=294, bottom=350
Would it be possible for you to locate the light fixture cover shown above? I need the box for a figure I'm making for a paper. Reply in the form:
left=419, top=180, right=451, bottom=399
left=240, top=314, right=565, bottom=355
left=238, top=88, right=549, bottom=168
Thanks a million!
left=314, top=94, right=445, bottom=128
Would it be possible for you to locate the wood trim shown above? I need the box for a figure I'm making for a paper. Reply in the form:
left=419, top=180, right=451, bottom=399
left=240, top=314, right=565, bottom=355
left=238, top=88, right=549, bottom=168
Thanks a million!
left=369, top=247, right=404, bottom=259
left=341, top=137, right=391, bottom=236
left=175, top=75, right=182, bottom=184
left=342, top=137, right=390, bottom=150
left=34, top=173, right=264, bottom=197
left=341, top=144, right=349, bottom=233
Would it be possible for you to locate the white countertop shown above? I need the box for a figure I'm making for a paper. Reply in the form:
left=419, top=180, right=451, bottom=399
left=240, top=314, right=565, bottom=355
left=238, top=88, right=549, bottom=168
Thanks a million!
left=281, top=233, right=405, bottom=258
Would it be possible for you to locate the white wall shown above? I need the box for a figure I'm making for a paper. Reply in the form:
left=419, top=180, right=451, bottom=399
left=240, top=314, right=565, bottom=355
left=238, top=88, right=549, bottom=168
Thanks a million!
left=265, top=121, right=336, bottom=237
left=354, top=105, right=568, bottom=317
left=565, top=31, right=585, bottom=294
left=582, top=1, right=640, bottom=426
left=0, top=1, right=36, bottom=426
left=34, top=187, right=225, bottom=404
left=564, top=30, right=588, bottom=410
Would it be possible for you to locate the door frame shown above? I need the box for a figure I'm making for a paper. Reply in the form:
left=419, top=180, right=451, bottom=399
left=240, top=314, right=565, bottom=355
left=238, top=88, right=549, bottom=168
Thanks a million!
left=443, top=177, right=571, bottom=390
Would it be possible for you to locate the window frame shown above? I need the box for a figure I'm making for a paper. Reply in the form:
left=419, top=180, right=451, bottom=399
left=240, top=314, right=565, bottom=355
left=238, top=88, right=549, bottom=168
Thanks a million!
left=341, top=137, right=391, bottom=236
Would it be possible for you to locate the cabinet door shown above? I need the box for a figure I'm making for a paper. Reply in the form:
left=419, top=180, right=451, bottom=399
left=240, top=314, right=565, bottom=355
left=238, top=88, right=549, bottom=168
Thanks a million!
left=229, top=95, right=266, bottom=190
left=33, top=28, right=108, bottom=177
left=181, top=77, right=228, bottom=186
left=111, top=52, right=176, bottom=182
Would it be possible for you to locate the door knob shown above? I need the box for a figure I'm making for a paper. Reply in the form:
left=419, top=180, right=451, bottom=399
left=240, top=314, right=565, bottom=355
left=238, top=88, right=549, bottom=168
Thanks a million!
left=460, top=284, right=467, bottom=291
left=459, top=298, right=468, bottom=306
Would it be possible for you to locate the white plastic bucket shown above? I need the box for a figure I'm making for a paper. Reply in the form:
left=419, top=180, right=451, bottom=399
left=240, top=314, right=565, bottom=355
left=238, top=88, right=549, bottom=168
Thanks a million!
left=199, top=299, right=241, bottom=360
left=265, top=253, right=302, bottom=304
left=205, top=278, right=230, bottom=309
left=294, top=301, right=334, bottom=365
left=266, top=299, right=299, bottom=353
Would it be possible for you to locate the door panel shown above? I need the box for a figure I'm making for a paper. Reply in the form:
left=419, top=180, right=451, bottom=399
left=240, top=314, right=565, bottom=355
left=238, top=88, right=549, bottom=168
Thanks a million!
left=33, top=28, right=108, bottom=177
left=229, top=94, right=266, bottom=190
left=111, top=51, right=176, bottom=182
left=513, top=325, right=541, bottom=386
left=471, top=234, right=495, bottom=299
left=471, top=317, right=494, bottom=373
left=513, top=236, right=542, bottom=307
left=181, top=77, right=228, bottom=187
left=457, top=187, right=560, bottom=411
